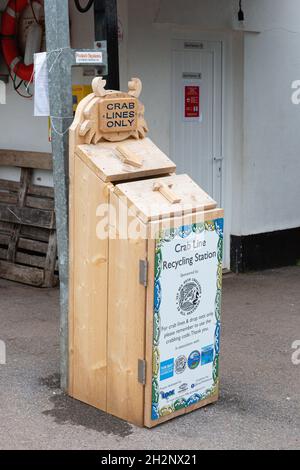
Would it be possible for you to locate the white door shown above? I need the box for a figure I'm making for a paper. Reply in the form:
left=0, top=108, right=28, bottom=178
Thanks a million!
left=171, top=40, right=223, bottom=206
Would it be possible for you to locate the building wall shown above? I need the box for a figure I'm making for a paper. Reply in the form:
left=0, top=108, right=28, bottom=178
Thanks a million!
left=119, top=0, right=300, bottom=267
left=0, top=0, right=94, bottom=185
left=241, top=0, right=300, bottom=235
left=122, top=0, right=236, bottom=154
left=119, top=0, right=242, bottom=267
left=0, top=0, right=299, bottom=268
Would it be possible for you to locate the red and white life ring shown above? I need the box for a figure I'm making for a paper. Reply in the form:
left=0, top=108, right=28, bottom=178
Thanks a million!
left=1, top=0, right=42, bottom=83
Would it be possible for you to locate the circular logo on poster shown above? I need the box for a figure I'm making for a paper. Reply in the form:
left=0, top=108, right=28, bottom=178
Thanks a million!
left=188, top=351, right=201, bottom=370
left=176, top=278, right=201, bottom=315
left=175, top=355, right=187, bottom=374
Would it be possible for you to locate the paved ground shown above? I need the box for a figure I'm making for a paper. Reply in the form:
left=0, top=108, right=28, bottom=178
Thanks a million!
left=0, top=267, right=299, bottom=450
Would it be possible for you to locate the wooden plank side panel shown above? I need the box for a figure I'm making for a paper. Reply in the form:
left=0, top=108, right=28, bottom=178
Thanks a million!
left=20, top=225, right=50, bottom=242
left=26, top=196, right=54, bottom=211
left=107, top=191, right=147, bottom=426
left=0, top=222, right=14, bottom=233
left=68, top=92, right=96, bottom=398
left=43, top=230, right=58, bottom=287
left=0, top=179, right=20, bottom=192
left=18, top=238, right=48, bottom=254
left=0, top=205, right=55, bottom=229
left=70, top=155, right=109, bottom=411
left=0, top=163, right=57, bottom=288
left=144, top=208, right=224, bottom=428
left=0, top=248, right=46, bottom=269
left=0, top=193, right=18, bottom=205
left=28, top=185, right=54, bottom=198
left=0, top=233, right=9, bottom=246
left=0, top=150, right=53, bottom=170
left=0, top=260, right=44, bottom=287
left=7, top=168, right=31, bottom=263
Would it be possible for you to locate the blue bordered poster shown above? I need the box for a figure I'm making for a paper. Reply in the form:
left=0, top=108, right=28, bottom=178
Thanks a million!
left=151, top=219, right=223, bottom=420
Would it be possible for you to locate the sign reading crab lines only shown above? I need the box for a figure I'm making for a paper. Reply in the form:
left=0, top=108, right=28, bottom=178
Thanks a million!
left=99, top=98, right=138, bottom=132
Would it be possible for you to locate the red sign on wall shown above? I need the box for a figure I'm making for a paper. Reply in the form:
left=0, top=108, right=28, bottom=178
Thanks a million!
left=184, top=85, right=200, bottom=119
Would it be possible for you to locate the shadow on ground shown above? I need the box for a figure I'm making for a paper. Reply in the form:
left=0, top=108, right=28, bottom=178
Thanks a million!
left=40, top=373, right=133, bottom=438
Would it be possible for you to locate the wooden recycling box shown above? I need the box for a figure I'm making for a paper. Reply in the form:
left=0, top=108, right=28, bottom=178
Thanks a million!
left=69, top=78, right=224, bottom=427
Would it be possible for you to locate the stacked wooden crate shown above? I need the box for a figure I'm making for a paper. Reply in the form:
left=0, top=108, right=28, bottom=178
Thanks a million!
left=0, top=150, right=58, bottom=287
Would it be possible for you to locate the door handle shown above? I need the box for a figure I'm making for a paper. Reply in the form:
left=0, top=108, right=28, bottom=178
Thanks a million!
left=213, top=157, right=224, bottom=162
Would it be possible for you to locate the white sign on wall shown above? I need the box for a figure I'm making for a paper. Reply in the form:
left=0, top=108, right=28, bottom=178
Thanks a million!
left=75, top=51, right=103, bottom=64
left=34, top=52, right=49, bottom=116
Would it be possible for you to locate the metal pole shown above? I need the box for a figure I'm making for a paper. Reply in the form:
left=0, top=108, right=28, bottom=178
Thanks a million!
left=44, top=0, right=73, bottom=391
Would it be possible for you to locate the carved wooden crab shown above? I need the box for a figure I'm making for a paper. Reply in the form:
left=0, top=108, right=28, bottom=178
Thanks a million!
left=76, top=77, right=149, bottom=144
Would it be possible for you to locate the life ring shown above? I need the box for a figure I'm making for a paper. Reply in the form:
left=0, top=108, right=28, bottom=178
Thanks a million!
left=1, top=0, right=42, bottom=83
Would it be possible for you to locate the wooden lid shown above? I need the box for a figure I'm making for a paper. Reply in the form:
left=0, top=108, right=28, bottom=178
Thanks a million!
left=75, top=137, right=176, bottom=183
left=114, top=174, right=217, bottom=222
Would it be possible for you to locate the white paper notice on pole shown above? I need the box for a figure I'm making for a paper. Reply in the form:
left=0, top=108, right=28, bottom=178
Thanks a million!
left=75, top=51, right=103, bottom=64
left=151, top=219, right=223, bottom=421
left=34, top=52, right=50, bottom=116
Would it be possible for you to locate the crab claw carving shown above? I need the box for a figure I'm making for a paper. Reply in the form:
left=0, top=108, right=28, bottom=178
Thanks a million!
left=92, top=77, right=108, bottom=97
left=128, top=78, right=142, bottom=98
left=79, top=97, right=100, bottom=144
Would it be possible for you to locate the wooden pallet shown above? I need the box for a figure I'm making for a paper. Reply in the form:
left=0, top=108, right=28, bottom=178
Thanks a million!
left=0, top=150, right=58, bottom=287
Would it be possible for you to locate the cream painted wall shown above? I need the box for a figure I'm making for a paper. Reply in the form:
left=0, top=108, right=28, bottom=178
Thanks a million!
left=0, top=0, right=299, bottom=255
left=241, top=1, right=300, bottom=235
left=118, top=0, right=241, bottom=267
left=0, top=0, right=241, bottom=268
left=119, top=0, right=300, bottom=245
left=122, top=0, right=237, bottom=155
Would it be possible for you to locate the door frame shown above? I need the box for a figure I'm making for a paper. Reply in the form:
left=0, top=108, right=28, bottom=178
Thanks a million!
left=170, top=29, right=234, bottom=269
left=171, top=38, right=223, bottom=206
